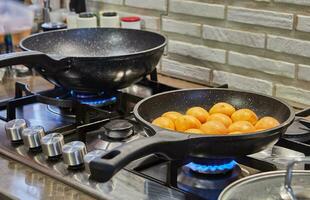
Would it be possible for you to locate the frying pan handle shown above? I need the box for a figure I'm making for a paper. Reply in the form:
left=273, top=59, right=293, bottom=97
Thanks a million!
left=89, top=133, right=189, bottom=182
left=0, top=51, right=68, bottom=71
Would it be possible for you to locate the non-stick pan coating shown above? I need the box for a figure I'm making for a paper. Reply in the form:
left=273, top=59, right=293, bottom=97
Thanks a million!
left=137, top=89, right=292, bottom=125
left=134, top=88, right=294, bottom=158
left=21, top=28, right=165, bottom=57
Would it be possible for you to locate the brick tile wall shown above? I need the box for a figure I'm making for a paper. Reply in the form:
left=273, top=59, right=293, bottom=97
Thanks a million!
left=87, top=0, right=310, bottom=106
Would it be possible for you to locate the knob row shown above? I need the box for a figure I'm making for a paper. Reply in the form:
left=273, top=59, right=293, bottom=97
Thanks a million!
left=4, top=119, right=95, bottom=169
left=42, top=134, right=88, bottom=167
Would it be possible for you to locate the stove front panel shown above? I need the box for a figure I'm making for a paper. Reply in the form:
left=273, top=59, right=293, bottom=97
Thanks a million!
left=0, top=119, right=188, bottom=200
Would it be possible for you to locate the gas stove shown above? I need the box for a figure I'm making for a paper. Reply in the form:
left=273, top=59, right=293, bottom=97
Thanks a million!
left=0, top=75, right=309, bottom=200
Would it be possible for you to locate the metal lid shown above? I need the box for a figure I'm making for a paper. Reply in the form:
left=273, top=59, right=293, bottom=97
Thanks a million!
left=41, top=22, right=67, bottom=31
left=219, top=158, right=310, bottom=200
left=79, top=12, right=96, bottom=18
left=121, top=16, right=141, bottom=22
left=102, top=12, right=117, bottom=17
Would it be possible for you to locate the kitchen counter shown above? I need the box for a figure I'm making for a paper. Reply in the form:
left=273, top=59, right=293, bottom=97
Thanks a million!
left=0, top=74, right=204, bottom=200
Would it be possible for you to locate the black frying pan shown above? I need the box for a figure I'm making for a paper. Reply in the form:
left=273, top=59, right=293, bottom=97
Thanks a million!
left=89, top=88, right=295, bottom=182
left=0, top=28, right=166, bottom=92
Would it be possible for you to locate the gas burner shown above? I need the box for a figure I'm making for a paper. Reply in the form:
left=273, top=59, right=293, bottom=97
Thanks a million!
left=178, top=161, right=242, bottom=200
left=186, top=159, right=237, bottom=175
left=47, top=90, right=118, bottom=117
left=70, top=91, right=117, bottom=107
left=103, top=119, right=134, bottom=140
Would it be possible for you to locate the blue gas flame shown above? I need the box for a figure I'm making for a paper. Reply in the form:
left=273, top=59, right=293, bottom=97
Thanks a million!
left=69, top=90, right=117, bottom=106
left=186, top=160, right=237, bottom=173
left=79, top=96, right=117, bottom=105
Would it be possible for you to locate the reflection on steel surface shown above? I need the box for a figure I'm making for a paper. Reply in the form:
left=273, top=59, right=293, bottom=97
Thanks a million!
left=0, top=121, right=185, bottom=200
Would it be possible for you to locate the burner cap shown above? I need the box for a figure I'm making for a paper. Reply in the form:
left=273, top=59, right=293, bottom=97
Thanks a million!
left=104, top=120, right=134, bottom=140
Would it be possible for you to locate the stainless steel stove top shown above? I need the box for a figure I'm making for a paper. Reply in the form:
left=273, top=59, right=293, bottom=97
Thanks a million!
left=0, top=81, right=309, bottom=200
left=0, top=106, right=308, bottom=200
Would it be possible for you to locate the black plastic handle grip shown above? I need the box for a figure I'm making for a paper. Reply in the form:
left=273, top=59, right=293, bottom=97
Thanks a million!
left=0, top=51, right=71, bottom=74
left=89, top=132, right=189, bottom=182
left=0, top=51, right=50, bottom=67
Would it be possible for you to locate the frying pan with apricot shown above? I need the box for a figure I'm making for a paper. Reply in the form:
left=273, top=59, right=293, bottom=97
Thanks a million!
left=90, top=89, right=294, bottom=183
left=152, top=102, right=280, bottom=135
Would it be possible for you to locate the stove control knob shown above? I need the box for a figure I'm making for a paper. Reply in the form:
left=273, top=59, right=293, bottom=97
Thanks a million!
left=62, top=141, right=87, bottom=167
left=22, top=126, right=45, bottom=150
left=5, top=119, right=27, bottom=143
left=41, top=133, right=64, bottom=158
left=84, top=150, right=105, bottom=174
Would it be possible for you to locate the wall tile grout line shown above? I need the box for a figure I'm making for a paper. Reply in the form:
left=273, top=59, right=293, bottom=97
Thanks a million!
left=86, top=0, right=310, bottom=106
